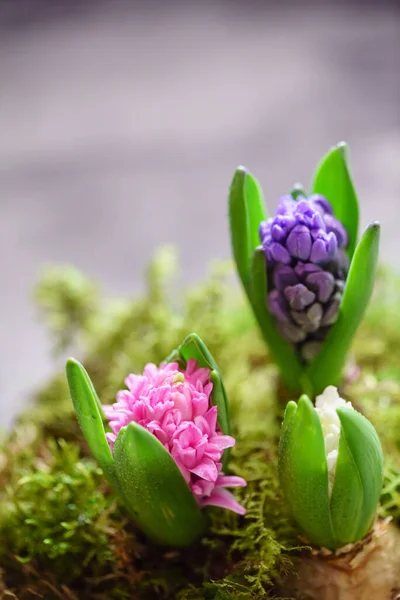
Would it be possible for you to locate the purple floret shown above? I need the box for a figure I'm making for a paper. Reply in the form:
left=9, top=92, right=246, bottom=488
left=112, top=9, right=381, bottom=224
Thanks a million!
left=260, top=194, right=348, bottom=361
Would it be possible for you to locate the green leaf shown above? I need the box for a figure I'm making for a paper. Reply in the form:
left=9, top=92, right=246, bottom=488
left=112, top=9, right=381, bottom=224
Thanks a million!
left=249, top=247, right=303, bottom=392
left=113, top=422, right=205, bottom=546
left=306, top=222, right=380, bottom=394
left=66, top=359, right=114, bottom=480
left=209, top=370, right=230, bottom=436
left=209, top=369, right=231, bottom=466
left=280, top=400, right=297, bottom=439
left=228, top=167, right=266, bottom=294
left=165, top=333, right=230, bottom=435
left=329, top=417, right=365, bottom=547
left=278, top=396, right=335, bottom=548
left=330, top=407, right=384, bottom=545
left=244, top=168, right=266, bottom=250
left=290, top=183, right=307, bottom=200
left=173, top=332, right=220, bottom=372
left=312, top=142, right=359, bottom=259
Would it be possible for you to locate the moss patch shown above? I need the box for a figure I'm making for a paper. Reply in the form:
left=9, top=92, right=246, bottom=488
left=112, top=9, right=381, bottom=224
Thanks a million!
left=0, top=250, right=399, bottom=599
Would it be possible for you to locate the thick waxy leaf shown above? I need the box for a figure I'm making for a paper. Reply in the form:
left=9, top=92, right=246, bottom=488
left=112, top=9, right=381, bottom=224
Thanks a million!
left=209, top=369, right=231, bottom=466
left=113, top=422, right=205, bottom=546
left=66, top=359, right=114, bottom=480
left=209, top=370, right=229, bottom=437
left=280, top=400, right=297, bottom=439
left=330, top=407, right=384, bottom=546
left=245, top=168, right=267, bottom=250
left=279, top=396, right=335, bottom=548
left=173, top=332, right=220, bottom=372
left=249, top=247, right=303, bottom=392
left=229, top=167, right=266, bottom=294
left=312, top=142, right=359, bottom=259
left=165, top=333, right=230, bottom=435
left=306, top=222, right=380, bottom=395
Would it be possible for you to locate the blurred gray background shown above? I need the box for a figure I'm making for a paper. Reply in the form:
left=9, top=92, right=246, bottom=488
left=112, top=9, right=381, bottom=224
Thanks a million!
left=0, top=0, right=399, bottom=427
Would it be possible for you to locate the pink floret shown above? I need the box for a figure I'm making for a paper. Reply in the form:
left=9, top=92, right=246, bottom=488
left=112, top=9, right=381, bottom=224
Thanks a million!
left=103, top=358, right=246, bottom=515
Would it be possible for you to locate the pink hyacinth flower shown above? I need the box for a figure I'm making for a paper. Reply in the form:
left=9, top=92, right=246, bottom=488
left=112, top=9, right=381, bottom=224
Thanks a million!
left=103, top=359, right=246, bottom=515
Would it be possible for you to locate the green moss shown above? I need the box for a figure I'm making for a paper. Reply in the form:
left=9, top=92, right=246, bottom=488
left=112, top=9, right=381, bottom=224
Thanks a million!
left=0, top=248, right=399, bottom=599
left=380, top=464, right=400, bottom=526
left=1, top=440, right=114, bottom=578
left=34, top=265, right=99, bottom=354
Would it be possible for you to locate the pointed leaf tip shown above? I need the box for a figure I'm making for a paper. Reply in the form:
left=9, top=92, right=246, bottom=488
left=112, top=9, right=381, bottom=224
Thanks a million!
left=312, top=143, right=359, bottom=259
left=337, top=141, right=349, bottom=161
left=290, top=183, right=306, bottom=200
left=229, top=166, right=266, bottom=294
left=280, top=400, right=298, bottom=438
left=165, top=333, right=231, bottom=437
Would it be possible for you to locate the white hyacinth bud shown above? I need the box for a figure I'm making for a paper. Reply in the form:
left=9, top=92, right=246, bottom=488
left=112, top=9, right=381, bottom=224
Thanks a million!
left=315, top=385, right=353, bottom=494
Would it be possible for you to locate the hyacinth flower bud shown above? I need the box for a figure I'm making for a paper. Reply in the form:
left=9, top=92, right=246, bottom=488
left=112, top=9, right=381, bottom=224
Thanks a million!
left=228, top=142, right=380, bottom=394
left=278, top=387, right=384, bottom=550
left=66, top=333, right=246, bottom=547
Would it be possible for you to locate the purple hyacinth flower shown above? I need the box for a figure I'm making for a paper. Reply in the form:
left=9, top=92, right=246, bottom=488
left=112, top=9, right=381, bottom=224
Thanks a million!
left=260, top=194, right=348, bottom=361
left=284, top=284, right=315, bottom=311
left=286, top=225, right=312, bottom=261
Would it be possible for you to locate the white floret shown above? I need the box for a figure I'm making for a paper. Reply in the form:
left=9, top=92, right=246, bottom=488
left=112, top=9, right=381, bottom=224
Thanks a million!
left=315, top=386, right=353, bottom=494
